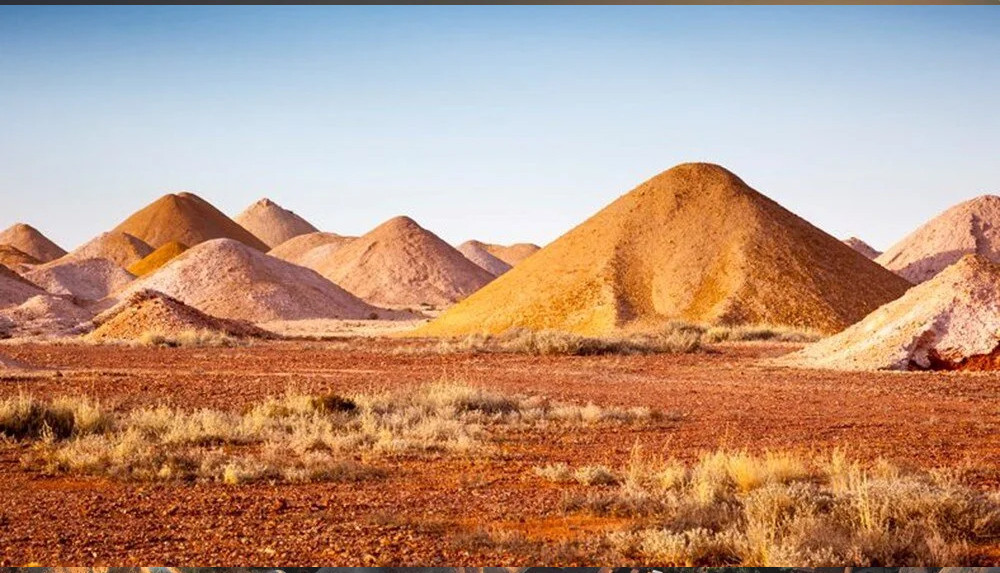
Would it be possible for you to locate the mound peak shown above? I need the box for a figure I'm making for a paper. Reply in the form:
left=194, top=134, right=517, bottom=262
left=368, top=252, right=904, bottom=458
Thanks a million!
left=876, top=195, right=1000, bottom=283
left=842, top=237, right=881, bottom=260
left=480, top=242, right=541, bottom=266
left=268, top=232, right=355, bottom=265
left=0, top=223, right=67, bottom=263
left=62, top=231, right=153, bottom=268
left=458, top=240, right=512, bottom=276
left=233, top=197, right=319, bottom=249
left=110, top=192, right=268, bottom=251
left=415, top=163, right=911, bottom=337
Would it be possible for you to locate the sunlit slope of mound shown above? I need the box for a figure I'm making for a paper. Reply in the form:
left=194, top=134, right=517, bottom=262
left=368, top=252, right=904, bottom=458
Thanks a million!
left=0, top=223, right=66, bottom=263
left=234, top=198, right=318, bottom=249
left=127, top=241, right=188, bottom=277
left=415, top=163, right=912, bottom=337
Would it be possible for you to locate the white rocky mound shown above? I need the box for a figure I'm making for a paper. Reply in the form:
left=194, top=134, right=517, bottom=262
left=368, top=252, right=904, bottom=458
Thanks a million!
left=877, top=195, right=1000, bottom=283
left=234, top=198, right=319, bottom=249
left=782, top=254, right=1000, bottom=371
left=457, top=240, right=512, bottom=276
left=117, top=238, right=403, bottom=323
left=26, top=257, right=135, bottom=301
left=842, top=237, right=880, bottom=260
left=0, top=294, right=93, bottom=338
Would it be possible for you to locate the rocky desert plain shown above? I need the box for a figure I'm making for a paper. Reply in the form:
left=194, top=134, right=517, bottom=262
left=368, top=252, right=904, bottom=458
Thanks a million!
left=3, top=163, right=1000, bottom=566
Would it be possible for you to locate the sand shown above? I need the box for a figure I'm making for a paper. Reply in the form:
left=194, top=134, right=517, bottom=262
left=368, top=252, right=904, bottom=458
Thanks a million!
left=310, top=216, right=495, bottom=308
left=86, top=290, right=273, bottom=342
left=415, top=163, right=912, bottom=337
left=0, top=265, right=46, bottom=309
left=268, top=232, right=356, bottom=266
left=842, top=236, right=881, bottom=259
left=110, top=192, right=269, bottom=251
left=0, top=244, right=40, bottom=269
left=0, top=294, right=93, bottom=338
left=62, top=231, right=153, bottom=268
left=481, top=242, right=541, bottom=266
left=457, top=240, right=512, bottom=276
left=117, top=238, right=408, bottom=323
left=876, top=195, right=1000, bottom=283
left=25, top=257, right=136, bottom=301
left=233, top=198, right=319, bottom=249
left=0, top=223, right=66, bottom=262
left=781, top=255, right=1000, bottom=371
left=127, top=241, right=188, bottom=277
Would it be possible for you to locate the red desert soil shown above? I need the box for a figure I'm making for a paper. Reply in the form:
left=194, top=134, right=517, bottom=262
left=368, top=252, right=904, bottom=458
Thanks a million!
left=1, top=340, right=999, bottom=565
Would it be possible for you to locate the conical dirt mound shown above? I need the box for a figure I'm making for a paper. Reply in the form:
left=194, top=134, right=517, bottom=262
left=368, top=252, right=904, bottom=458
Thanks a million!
left=110, top=192, right=268, bottom=251
left=782, top=255, right=1000, bottom=371
left=843, top=237, right=880, bottom=260
left=86, top=289, right=272, bottom=342
left=127, top=241, right=188, bottom=277
left=234, top=198, right=319, bottom=249
left=876, top=195, right=1000, bottom=283
left=0, top=265, right=46, bottom=309
left=117, top=238, right=401, bottom=322
left=268, top=232, right=355, bottom=266
left=63, top=231, right=153, bottom=268
left=0, top=245, right=40, bottom=268
left=26, top=258, right=135, bottom=301
left=0, top=223, right=66, bottom=262
left=311, top=216, right=495, bottom=307
left=416, top=163, right=912, bottom=337
left=481, top=242, right=541, bottom=266
left=0, top=294, right=92, bottom=338
left=458, top=240, right=512, bottom=276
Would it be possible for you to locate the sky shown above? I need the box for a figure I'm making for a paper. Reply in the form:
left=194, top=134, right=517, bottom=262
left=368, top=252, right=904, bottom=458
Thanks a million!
left=1, top=6, right=998, bottom=252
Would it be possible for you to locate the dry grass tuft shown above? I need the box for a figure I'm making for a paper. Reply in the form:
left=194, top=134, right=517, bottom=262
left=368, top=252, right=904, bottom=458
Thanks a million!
left=136, top=329, right=245, bottom=348
left=422, top=327, right=703, bottom=356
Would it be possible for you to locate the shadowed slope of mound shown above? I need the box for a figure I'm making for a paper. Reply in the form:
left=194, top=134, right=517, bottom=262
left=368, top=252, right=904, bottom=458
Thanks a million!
left=415, top=163, right=912, bottom=337
left=110, top=192, right=268, bottom=251
left=117, top=239, right=406, bottom=323
left=311, top=216, right=495, bottom=307
left=481, top=242, right=541, bottom=266
left=458, top=240, right=512, bottom=276
left=268, top=232, right=356, bottom=266
left=26, top=258, right=135, bottom=301
left=843, top=237, right=881, bottom=260
left=782, top=255, right=1000, bottom=371
left=0, top=245, right=40, bottom=268
left=0, top=223, right=66, bottom=262
left=62, top=232, right=153, bottom=268
left=0, top=265, right=46, bottom=308
left=127, top=241, right=188, bottom=277
left=86, top=290, right=273, bottom=342
left=234, top=198, right=319, bottom=249
left=876, top=195, right=1000, bottom=283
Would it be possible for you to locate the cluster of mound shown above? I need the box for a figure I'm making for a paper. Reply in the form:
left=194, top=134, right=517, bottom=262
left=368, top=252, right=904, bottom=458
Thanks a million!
left=481, top=242, right=541, bottom=266
left=0, top=265, right=46, bottom=308
left=876, top=195, right=1000, bottom=283
left=415, top=163, right=912, bottom=337
left=268, top=232, right=356, bottom=266
left=86, top=290, right=272, bottom=342
left=110, top=192, right=268, bottom=251
left=0, top=294, right=92, bottom=338
left=0, top=244, right=40, bottom=268
left=783, top=255, right=1000, bottom=371
left=0, top=223, right=66, bottom=262
left=62, top=231, right=153, bottom=267
left=457, top=240, right=512, bottom=276
left=127, top=241, right=188, bottom=277
left=311, top=216, right=494, bottom=307
left=25, top=258, right=135, bottom=301
left=118, top=239, right=401, bottom=323
left=234, top=198, right=319, bottom=249
left=842, top=237, right=881, bottom=260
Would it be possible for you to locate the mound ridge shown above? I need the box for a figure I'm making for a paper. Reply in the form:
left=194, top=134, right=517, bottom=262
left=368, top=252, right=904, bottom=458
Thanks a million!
left=482, top=242, right=541, bottom=266
left=0, top=223, right=66, bottom=262
left=416, top=163, right=912, bottom=337
left=311, top=216, right=495, bottom=307
left=117, top=238, right=401, bottom=323
left=63, top=231, right=153, bottom=268
left=268, top=232, right=356, bottom=266
left=876, top=195, right=1000, bottom=283
left=110, top=192, right=268, bottom=251
left=782, top=255, right=1000, bottom=371
left=26, top=258, right=135, bottom=301
left=458, top=240, right=512, bottom=276
left=128, top=241, right=188, bottom=277
left=87, top=289, right=272, bottom=342
left=234, top=198, right=319, bottom=249
left=0, top=245, right=40, bottom=268
left=843, top=237, right=881, bottom=260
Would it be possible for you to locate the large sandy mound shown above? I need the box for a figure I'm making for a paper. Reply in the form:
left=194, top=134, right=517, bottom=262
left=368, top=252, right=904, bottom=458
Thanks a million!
left=127, top=241, right=188, bottom=277
left=63, top=231, right=153, bottom=268
left=0, top=223, right=66, bottom=262
left=0, top=265, right=46, bottom=309
left=876, top=195, right=1000, bottom=283
left=86, top=289, right=272, bottom=342
left=415, top=163, right=912, bottom=337
left=268, top=232, right=356, bottom=266
left=457, top=240, right=512, bottom=276
left=26, top=258, right=135, bottom=301
left=0, top=244, right=41, bottom=268
left=234, top=198, right=319, bottom=249
left=481, top=242, right=541, bottom=266
left=843, top=237, right=881, bottom=260
left=110, top=191, right=268, bottom=251
left=311, top=216, right=495, bottom=307
left=782, top=255, right=1000, bottom=371
left=0, top=294, right=93, bottom=338
left=117, top=239, right=403, bottom=323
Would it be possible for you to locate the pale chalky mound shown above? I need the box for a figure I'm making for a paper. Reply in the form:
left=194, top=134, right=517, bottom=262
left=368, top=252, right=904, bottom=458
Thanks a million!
left=26, top=258, right=135, bottom=301
left=876, top=195, right=1000, bottom=283
left=0, top=223, right=66, bottom=262
left=842, top=237, right=881, bottom=260
left=310, top=216, right=495, bottom=308
left=415, top=163, right=912, bottom=337
left=117, top=239, right=404, bottom=323
left=0, top=265, right=46, bottom=309
left=62, top=231, right=153, bottom=268
left=458, top=240, right=512, bottom=276
left=234, top=198, right=319, bottom=249
left=0, top=294, right=93, bottom=338
left=269, top=232, right=356, bottom=266
left=781, top=255, right=1000, bottom=371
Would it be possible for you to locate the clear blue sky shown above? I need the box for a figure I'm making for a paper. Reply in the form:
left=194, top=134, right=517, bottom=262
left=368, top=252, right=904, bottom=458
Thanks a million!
left=1, top=6, right=998, bottom=252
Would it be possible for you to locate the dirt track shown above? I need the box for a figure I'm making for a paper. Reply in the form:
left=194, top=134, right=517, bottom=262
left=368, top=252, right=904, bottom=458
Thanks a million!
left=1, top=340, right=999, bottom=564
